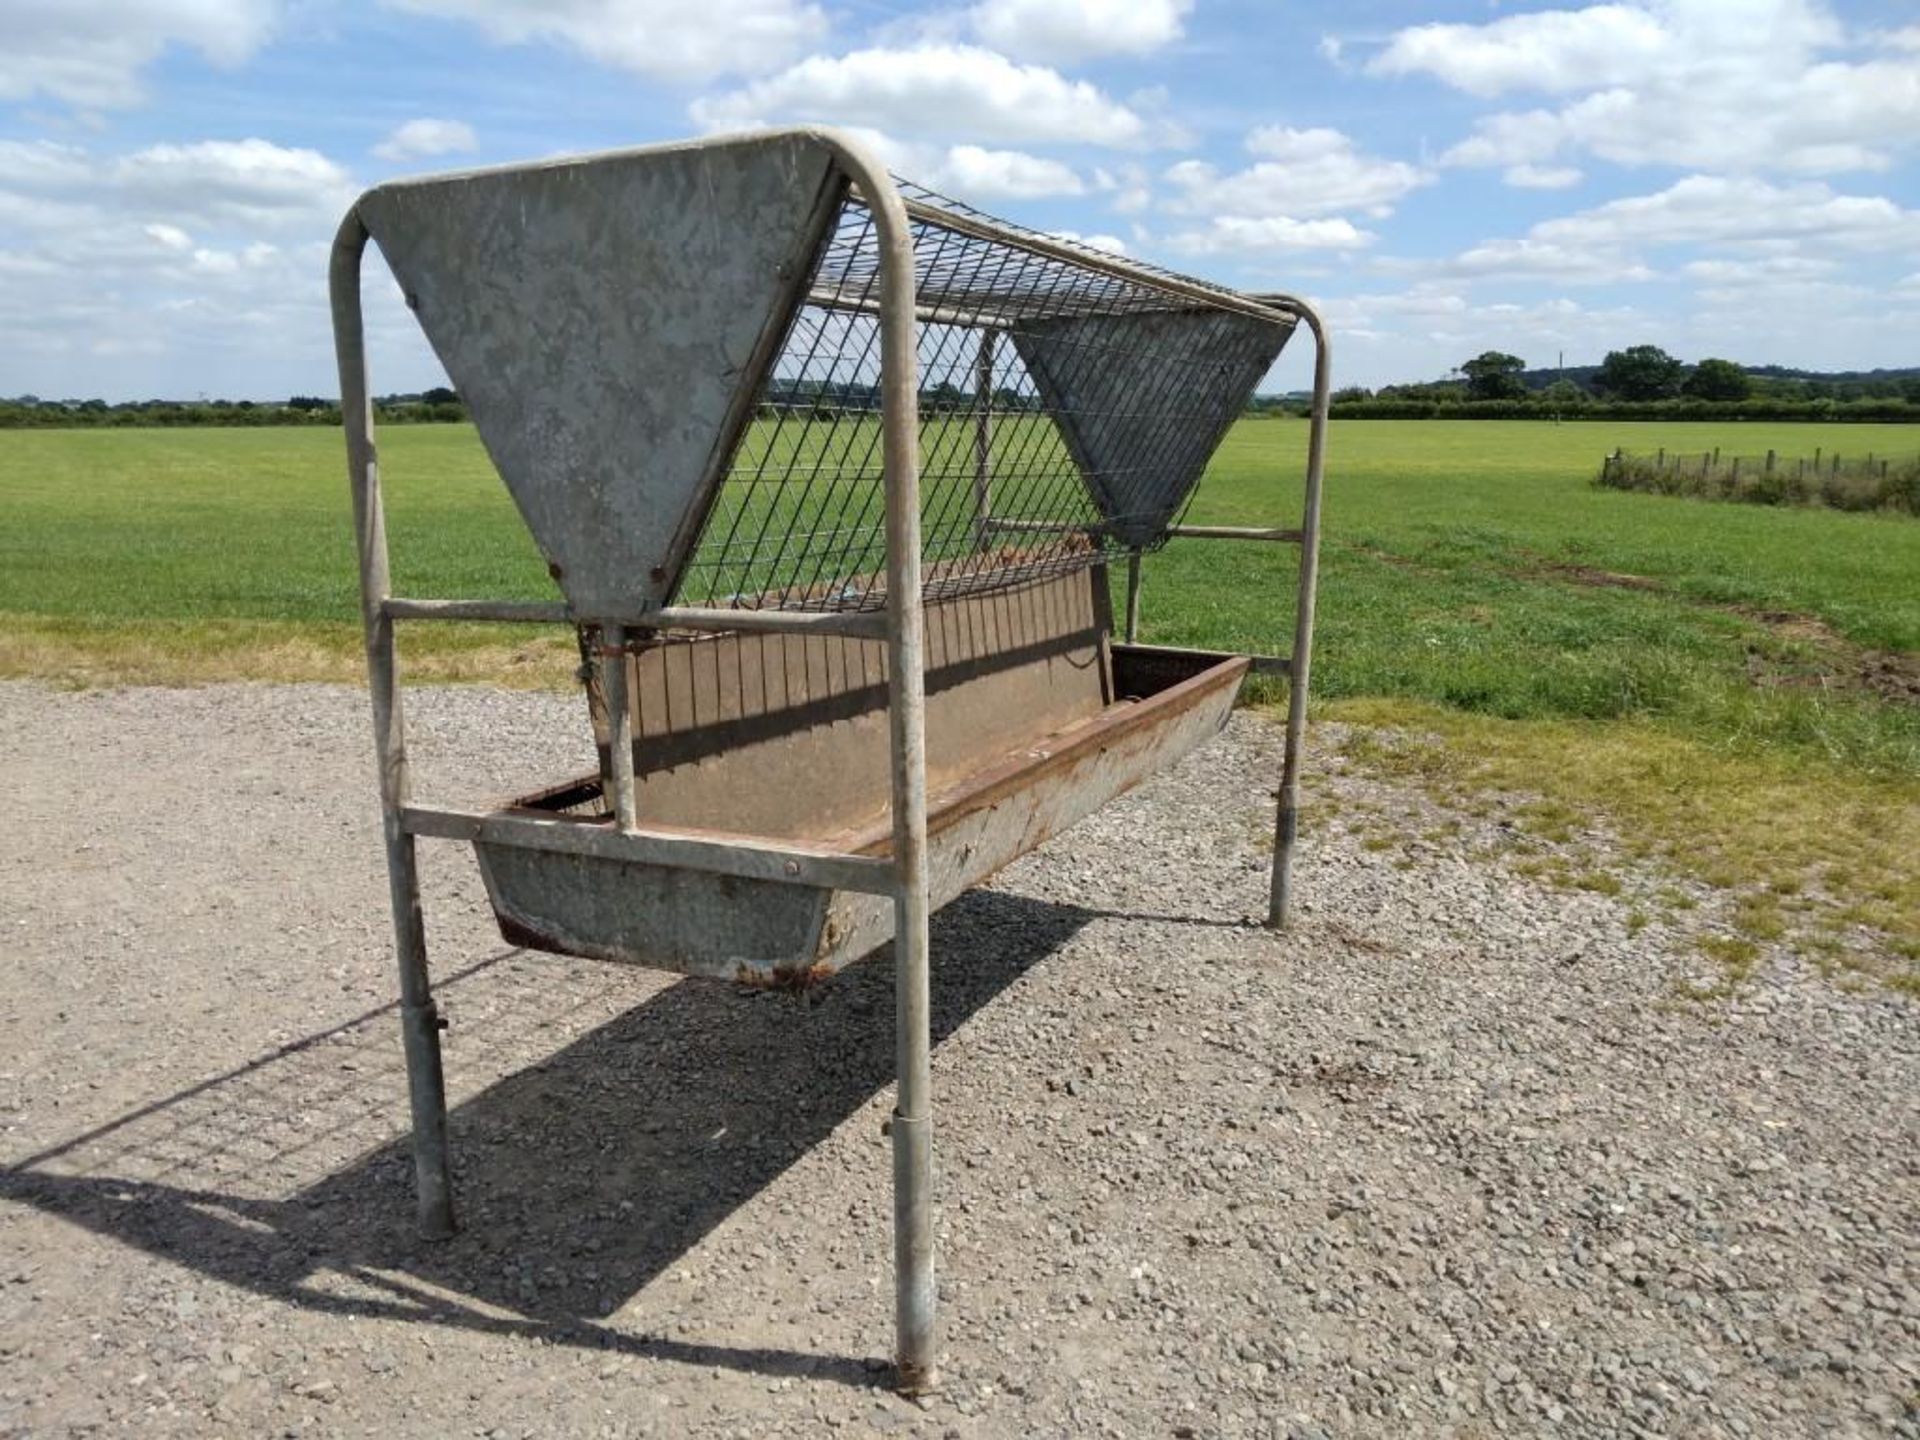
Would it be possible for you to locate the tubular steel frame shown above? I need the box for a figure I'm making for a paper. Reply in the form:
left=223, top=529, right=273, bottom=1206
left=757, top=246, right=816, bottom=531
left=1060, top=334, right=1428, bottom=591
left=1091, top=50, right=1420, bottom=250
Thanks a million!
left=329, top=127, right=1329, bottom=1395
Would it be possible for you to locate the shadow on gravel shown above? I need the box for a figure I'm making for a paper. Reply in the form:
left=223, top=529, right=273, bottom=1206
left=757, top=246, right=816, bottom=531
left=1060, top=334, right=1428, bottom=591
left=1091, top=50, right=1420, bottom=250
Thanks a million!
left=0, top=889, right=1096, bottom=1387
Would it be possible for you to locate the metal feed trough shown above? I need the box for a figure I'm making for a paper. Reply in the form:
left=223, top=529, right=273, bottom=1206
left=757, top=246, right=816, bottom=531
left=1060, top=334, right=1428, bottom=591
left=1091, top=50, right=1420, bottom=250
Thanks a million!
left=330, top=128, right=1328, bottom=1391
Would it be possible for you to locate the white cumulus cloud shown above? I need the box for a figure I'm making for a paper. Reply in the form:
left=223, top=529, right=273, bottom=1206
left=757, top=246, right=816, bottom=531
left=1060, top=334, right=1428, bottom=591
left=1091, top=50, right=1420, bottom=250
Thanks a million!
left=1046, top=229, right=1127, bottom=254
left=1503, top=164, right=1583, bottom=190
left=1166, top=126, right=1430, bottom=220
left=831, top=128, right=1085, bottom=200
left=1680, top=256, right=1837, bottom=283
left=694, top=45, right=1164, bottom=148
left=1416, top=174, right=1920, bottom=289
left=388, top=0, right=826, bottom=82
left=0, top=0, right=281, bottom=109
left=1437, top=238, right=1656, bottom=285
left=373, top=118, right=479, bottom=163
left=109, top=139, right=357, bottom=232
left=1378, top=0, right=1920, bottom=176
left=0, top=135, right=430, bottom=400
left=1533, top=174, right=1920, bottom=254
left=1368, top=3, right=1681, bottom=97
left=1165, top=215, right=1375, bottom=257
left=931, top=144, right=1083, bottom=199
left=966, top=0, right=1192, bottom=63
left=143, top=222, right=193, bottom=250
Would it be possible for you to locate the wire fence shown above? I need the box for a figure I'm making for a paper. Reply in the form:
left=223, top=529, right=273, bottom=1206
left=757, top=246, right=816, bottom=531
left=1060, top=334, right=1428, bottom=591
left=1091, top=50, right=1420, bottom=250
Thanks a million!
left=1597, top=446, right=1920, bottom=517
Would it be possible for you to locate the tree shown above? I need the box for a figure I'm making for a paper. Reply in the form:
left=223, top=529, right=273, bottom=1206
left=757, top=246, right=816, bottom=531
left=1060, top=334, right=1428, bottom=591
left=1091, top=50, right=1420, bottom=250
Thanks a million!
left=1541, top=378, right=1588, bottom=409
left=1596, top=345, right=1685, bottom=400
left=1683, top=358, right=1751, bottom=401
left=1460, top=351, right=1527, bottom=401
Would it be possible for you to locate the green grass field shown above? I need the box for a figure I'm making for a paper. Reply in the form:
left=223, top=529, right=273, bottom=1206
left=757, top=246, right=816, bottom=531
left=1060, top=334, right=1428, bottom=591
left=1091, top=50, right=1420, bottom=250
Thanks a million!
left=2, top=418, right=1915, bottom=979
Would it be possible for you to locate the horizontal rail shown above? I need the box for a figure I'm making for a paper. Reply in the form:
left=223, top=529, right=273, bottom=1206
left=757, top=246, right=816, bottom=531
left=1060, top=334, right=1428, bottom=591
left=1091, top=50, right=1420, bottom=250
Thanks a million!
left=981, top=516, right=1108, bottom=535
left=652, top=605, right=889, bottom=638
left=1122, top=642, right=1290, bottom=678
left=381, top=597, right=889, bottom=639
left=809, top=282, right=1008, bottom=330
left=980, top=522, right=1304, bottom=544
left=384, top=598, right=573, bottom=623
left=402, top=805, right=899, bottom=895
left=1164, top=525, right=1305, bottom=543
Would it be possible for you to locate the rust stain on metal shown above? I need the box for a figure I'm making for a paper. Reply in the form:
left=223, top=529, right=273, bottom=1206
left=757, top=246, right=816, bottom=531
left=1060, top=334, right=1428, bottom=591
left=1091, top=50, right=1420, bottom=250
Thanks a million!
left=733, top=960, right=837, bottom=993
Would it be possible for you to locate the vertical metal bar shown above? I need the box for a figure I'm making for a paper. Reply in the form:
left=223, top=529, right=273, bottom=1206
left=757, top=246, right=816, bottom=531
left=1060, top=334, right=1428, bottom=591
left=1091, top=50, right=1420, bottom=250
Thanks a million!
left=330, top=214, right=456, bottom=1239
left=972, top=329, right=994, bottom=551
left=1269, top=302, right=1329, bottom=929
left=601, top=622, right=639, bottom=831
left=1123, top=549, right=1143, bottom=643
left=822, top=137, right=936, bottom=1395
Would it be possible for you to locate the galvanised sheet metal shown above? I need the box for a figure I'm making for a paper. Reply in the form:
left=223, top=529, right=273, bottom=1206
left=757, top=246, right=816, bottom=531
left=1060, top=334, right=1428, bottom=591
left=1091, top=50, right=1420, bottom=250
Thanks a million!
left=472, top=645, right=1248, bottom=983
left=585, top=570, right=1113, bottom=843
left=1009, top=308, right=1296, bottom=549
left=355, top=132, right=843, bottom=619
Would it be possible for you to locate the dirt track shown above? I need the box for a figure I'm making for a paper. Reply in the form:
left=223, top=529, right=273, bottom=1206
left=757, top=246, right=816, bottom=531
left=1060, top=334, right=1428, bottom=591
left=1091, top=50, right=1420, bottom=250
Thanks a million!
left=0, top=681, right=1914, bottom=1438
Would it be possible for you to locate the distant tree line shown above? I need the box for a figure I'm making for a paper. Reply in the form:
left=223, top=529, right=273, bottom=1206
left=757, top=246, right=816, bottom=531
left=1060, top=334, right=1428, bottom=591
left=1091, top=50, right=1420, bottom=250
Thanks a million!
left=754, top=376, right=1046, bottom=418
left=0, top=388, right=466, bottom=429
left=1253, top=347, right=1920, bottom=422
left=4, top=376, right=1058, bottom=430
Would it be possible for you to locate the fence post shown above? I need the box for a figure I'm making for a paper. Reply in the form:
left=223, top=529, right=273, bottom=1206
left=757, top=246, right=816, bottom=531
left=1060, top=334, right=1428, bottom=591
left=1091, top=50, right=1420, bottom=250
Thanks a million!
left=1765, top=449, right=1776, bottom=475
left=1730, top=457, right=1741, bottom=484
left=1657, top=446, right=1665, bottom=468
left=1814, top=446, right=1822, bottom=467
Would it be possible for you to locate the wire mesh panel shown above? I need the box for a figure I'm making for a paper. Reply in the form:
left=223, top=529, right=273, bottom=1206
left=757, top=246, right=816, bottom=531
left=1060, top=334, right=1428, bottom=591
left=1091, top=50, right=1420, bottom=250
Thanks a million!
left=672, top=182, right=1296, bottom=613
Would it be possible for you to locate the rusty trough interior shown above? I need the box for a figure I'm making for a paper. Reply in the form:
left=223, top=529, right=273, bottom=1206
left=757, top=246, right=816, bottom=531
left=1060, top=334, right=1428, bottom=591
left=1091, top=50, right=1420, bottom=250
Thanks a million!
left=471, top=569, right=1249, bottom=981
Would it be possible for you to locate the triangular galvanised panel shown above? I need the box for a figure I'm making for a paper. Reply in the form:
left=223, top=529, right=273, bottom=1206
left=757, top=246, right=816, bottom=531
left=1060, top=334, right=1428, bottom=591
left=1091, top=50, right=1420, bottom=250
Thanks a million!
left=1009, top=308, right=1296, bottom=549
left=356, top=133, right=843, bottom=618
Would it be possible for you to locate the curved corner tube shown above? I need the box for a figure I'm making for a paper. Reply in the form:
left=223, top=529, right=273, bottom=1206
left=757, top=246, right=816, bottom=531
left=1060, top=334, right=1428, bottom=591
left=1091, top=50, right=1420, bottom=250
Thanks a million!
left=1252, top=294, right=1329, bottom=929
left=329, top=212, right=457, bottom=1240
left=806, top=131, right=938, bottom=1396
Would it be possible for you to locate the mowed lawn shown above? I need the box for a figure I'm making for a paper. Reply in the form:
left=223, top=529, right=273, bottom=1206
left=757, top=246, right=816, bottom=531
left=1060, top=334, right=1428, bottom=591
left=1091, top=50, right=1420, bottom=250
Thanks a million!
left=1173, top=419, right=1920, bottom=769
left=2, top=418, right=1916, bottom=976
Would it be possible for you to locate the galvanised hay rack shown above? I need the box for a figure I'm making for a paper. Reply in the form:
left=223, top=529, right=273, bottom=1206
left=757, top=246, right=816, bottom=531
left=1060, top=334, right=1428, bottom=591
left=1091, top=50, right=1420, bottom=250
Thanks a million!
left=329, top=127, right=1328, bottom=1392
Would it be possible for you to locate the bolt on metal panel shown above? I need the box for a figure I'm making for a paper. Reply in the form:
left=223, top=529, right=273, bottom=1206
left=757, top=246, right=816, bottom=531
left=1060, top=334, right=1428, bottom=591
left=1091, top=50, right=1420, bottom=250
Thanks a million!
left=355, top=132, right=843, bottom=619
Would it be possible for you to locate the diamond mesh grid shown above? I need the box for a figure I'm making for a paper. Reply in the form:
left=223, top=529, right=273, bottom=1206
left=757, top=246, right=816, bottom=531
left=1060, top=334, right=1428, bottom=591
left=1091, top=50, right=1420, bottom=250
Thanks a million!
left=671, top=181, right=1291, bottom=614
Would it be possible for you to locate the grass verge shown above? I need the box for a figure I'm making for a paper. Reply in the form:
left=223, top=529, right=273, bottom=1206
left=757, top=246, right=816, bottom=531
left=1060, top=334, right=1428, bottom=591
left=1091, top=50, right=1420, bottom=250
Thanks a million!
left=0, top=613, right=578, bottom=689
left=1322, top=697, right=1919, bottom=994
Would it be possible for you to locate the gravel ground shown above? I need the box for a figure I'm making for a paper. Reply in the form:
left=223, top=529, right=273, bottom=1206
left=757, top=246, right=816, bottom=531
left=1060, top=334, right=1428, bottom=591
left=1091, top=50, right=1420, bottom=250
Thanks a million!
left=0, top=679, right=1914, bottom=1439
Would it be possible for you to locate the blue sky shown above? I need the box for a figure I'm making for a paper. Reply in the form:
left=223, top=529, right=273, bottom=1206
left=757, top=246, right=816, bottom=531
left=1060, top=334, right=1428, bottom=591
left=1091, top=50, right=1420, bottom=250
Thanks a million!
left=2, top=0, right=1916, bottom=400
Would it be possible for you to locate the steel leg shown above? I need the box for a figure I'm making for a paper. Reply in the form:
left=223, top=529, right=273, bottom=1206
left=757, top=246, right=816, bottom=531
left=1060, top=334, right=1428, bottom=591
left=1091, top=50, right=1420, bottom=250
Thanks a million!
left=333, top=215, right=456, bottom=1238
left=389, top=827, right=456, bottom=1239
left=1267, top=305, right=1329, bottom=929
left=823, top=135, right=939, bottom=1395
